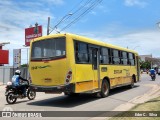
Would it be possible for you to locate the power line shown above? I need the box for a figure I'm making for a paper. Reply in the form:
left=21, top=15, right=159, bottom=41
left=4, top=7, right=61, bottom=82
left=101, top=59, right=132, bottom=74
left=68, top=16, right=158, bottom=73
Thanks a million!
left=53, top=0, right=86, bottom=29
left=50, top=0, right=103, bottom=33
left=58, top=0, right=94, bottom=28
left=71, top=0, right=93, bottom=15
left=61, top=0, right=103, bottom=32
left=67, top=0, right=86, bottom=14
left=60, top=0, right=103, bottom=32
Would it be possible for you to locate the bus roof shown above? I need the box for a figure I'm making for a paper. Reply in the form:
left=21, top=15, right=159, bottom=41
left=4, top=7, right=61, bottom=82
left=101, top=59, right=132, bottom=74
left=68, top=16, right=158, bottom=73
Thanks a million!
left=32, top=33, right=138, bottom=55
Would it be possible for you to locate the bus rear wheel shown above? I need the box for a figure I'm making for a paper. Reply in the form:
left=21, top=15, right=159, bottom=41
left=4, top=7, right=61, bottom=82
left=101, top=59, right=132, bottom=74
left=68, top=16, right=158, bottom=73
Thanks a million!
left=100, top=80, right=110, bottom=98
left=129, top=76, right=135, bottom=88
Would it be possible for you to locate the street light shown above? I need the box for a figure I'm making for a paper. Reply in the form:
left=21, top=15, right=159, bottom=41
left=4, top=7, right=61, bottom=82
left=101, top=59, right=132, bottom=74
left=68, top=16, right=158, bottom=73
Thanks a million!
left=48, top=13, right=73, bottom=34
left=23, top=45, right=28, bottom=47
left=54, top=13, right=73, bottom=29
left=0, top=42, right=10, bottom=46
left=0, top=42, right=10, bottom=50
left=22, top=45, right=29, bottom=65
left=22, top=45, right=30, bottom=79
left=133, top=46, right=140, bottom=50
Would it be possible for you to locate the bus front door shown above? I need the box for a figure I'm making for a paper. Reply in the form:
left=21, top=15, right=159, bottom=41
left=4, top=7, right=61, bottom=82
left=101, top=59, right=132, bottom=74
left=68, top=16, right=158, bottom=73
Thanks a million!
left=91, top=48, right=100, bottom=90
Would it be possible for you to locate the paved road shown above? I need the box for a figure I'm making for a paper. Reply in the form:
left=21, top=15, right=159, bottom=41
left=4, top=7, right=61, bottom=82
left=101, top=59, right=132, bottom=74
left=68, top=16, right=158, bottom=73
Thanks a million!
left=0, top=74, right=160, bottom=120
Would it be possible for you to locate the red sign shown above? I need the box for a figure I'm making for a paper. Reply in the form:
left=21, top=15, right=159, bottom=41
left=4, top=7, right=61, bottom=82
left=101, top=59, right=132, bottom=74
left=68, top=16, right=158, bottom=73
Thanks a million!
left=25, top=26, right=42, bottom=46
left=0, top=50, right=9, bottom=64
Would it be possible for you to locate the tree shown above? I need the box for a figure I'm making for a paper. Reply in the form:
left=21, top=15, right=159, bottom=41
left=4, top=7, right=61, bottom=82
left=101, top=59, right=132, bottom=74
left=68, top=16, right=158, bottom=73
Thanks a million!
left=140, top=61, right=151, bottom=69
left=20, top=64, right=28, bottom=67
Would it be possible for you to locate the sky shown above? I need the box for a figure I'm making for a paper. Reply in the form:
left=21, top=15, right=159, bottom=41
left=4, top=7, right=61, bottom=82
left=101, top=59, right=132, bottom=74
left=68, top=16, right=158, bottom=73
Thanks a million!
left=0, top=0, right=160, bottom=65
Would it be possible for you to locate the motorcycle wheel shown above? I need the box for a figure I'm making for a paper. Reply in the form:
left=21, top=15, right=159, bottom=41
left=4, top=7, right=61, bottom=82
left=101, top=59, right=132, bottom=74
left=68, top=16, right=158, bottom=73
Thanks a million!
left=6, top=92, right=17, bottom=104
left=27, top=89, right=36, bottom=100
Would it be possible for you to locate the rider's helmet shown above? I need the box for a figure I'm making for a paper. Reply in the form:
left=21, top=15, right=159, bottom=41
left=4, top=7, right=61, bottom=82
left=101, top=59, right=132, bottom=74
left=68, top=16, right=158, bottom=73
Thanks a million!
left=15, top=70, right=21, bottom=75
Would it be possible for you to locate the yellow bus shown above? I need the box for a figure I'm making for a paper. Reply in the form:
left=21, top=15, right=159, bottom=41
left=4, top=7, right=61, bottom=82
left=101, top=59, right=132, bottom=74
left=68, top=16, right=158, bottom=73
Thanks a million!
left=29, top=33, right=140, bottom=97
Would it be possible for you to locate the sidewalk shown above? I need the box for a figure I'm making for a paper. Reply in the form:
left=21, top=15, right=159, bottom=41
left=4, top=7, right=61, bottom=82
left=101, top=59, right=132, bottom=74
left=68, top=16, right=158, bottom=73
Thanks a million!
left=0, top=82, right=3, bottom=86
left=0, top=85, right=5, bottom=92
left=109, top=96, right=160, bottom=120
left=90, top=83, right=160, bottom=120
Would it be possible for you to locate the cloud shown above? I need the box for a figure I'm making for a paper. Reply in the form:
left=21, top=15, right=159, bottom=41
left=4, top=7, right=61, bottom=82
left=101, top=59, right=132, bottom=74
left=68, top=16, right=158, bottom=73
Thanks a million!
left=40, top=0, right=64, bottom=5
left=124, top=0, right=148, bottom=8
left=90, top=11, right=97, bottom=15
left=105, top=30, right=160, bottom=57
left=0, top=0, right=55, bottom=65
left=76, top=30, right=160, bottom=58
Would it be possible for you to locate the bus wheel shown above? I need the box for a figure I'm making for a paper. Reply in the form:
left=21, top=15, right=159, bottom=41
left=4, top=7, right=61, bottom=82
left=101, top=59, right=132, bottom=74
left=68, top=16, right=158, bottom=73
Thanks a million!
left=100, top=80, right=110, bottom=98
left=129, top=76, right=135, bottom=88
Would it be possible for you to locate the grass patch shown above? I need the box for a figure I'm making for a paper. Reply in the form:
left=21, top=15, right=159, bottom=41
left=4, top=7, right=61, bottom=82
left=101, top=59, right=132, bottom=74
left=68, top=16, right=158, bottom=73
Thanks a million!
left=109, top=96, right=160, bottom=120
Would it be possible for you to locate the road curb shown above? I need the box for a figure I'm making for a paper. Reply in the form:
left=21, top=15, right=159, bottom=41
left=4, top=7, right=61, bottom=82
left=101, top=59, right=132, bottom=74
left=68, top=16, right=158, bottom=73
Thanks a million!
left=89, top=84, right=160, bottom=120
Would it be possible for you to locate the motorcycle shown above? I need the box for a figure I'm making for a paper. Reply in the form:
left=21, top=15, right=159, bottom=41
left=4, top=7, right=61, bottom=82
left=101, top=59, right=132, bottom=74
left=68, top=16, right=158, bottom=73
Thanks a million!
left=5, top=80, right=36, bottom=104
left=151, top=74, right=156, bottom=81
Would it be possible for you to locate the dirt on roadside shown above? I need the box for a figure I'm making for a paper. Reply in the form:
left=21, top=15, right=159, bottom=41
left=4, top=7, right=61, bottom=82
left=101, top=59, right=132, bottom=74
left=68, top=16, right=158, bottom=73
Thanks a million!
left=112, top=84, right=160, bottom=111
left=90, top=84, right=160, bottom=120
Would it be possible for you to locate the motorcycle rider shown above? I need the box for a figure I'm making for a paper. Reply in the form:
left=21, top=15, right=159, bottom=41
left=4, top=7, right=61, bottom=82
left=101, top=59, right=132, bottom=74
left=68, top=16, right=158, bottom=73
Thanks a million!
left=12, top=70, right=28, bottom=97
left=149, top=68, right=156, bottom=79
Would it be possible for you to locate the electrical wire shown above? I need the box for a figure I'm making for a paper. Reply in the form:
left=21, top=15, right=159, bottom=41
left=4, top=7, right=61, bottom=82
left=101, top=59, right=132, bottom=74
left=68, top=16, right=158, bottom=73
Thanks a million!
left=59, top=0, right=94, bottom=26
left=53, top=0, right=86, bottom=29
left=51, top=0, right=103, bottom=33
left=60, top=0, right=103, bottom=32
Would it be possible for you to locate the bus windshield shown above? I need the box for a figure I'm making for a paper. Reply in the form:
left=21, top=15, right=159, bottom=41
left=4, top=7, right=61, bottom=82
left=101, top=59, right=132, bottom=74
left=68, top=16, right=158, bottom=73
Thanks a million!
left=31, top=37, right=66, bottom=60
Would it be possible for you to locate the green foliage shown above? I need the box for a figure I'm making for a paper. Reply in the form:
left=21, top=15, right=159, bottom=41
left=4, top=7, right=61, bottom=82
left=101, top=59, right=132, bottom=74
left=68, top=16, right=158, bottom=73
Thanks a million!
left=20, top=64, right=28, bottom=67
left=139, top=58, right=151, bottom=69
left=109, top=96, right=160, bottom=120
left=140, top=60, right=151, bottom=69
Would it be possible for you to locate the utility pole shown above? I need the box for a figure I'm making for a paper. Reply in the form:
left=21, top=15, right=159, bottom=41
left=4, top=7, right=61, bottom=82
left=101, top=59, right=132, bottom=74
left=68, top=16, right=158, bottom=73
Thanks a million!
left=47, top=17, right=50, bottom=35
left=47, top=13, right=73, bottom=35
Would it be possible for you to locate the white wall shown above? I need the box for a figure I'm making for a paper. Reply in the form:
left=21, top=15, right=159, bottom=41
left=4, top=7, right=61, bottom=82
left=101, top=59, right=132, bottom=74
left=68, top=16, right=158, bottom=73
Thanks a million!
left=0, top=66, right=13, bottom=85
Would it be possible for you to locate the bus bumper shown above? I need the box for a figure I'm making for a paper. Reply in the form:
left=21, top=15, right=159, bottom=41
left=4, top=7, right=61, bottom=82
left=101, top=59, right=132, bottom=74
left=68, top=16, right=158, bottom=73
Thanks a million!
left=30, top=83, right=75, bottom=93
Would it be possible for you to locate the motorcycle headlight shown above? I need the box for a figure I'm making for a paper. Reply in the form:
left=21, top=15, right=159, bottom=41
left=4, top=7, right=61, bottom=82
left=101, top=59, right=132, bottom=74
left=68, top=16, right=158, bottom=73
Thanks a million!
left=7, top=82, right=12, bottom=86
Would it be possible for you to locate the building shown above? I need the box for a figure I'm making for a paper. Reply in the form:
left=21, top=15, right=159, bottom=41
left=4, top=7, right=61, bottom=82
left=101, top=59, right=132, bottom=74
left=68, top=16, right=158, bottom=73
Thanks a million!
left=0, top=42, right=10, bottom=66
left=139, top=54, right=152, bottom=61
left=140, top=54, right=160, bottom=68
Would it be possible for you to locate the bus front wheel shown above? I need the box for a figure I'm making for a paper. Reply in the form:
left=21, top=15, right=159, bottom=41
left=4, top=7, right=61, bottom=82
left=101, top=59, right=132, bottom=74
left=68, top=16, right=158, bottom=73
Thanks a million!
left=100, top=80, right=110, bottom=98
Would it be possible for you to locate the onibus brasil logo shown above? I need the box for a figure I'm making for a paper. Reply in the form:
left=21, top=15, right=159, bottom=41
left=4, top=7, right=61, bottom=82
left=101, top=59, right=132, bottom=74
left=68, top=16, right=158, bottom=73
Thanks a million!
left=2, top=106, right=13, bottom=117
left=1, top=106, right=42, bottom=118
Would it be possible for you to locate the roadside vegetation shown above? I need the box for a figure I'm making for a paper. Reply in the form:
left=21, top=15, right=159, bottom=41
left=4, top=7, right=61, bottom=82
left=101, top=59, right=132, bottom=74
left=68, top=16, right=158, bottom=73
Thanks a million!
left=109, top=96, right=160, bottom=120
left=140, top=61, right=151, bottom=70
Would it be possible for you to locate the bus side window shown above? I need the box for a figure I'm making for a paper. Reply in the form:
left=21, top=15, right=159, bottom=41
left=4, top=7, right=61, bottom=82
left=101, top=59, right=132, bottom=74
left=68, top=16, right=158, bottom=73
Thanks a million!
left=128, top=53, right=135, bottom=66
left=75, top=42, right=79, bottom=62
left=75, top=41, right=89, bottom=63
left=122, top=51, right=128, bottom=65
left=109, top=49, right=113, bottom=64
left=119, top=51, right=122, bottom=64
left=89, top=48, right=92, bottom=63
left=113, top=49, right=120, bottom=64
left=127, top=53, right=130, bottom=65
left=100, top=47, right=109, bottom=64
left=99, top=48, right=103, bottom=63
